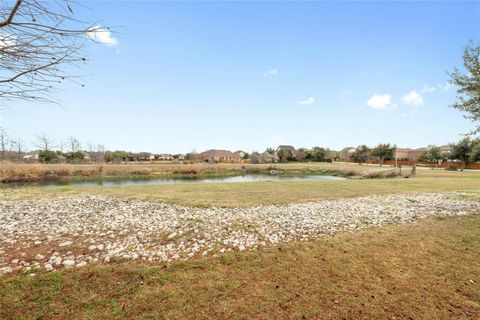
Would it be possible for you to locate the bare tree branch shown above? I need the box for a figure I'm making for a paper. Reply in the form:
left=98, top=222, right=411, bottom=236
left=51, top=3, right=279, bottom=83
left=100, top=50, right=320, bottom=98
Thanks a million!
left=0, top=0, right=106, bottom=105
left=35, top=132, right=55, bottom=151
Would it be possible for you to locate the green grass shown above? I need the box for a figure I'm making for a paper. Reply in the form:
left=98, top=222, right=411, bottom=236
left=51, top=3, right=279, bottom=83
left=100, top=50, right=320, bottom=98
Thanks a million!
left=1, top=214, right=479, bottom=319
left=2, top=166, right=479, bottom=207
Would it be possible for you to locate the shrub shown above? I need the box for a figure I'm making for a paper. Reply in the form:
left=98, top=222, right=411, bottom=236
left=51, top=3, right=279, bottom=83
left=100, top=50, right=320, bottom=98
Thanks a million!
left=446, top=165, right=458, bottom=171
left=38, top=150, right=58, bottom=163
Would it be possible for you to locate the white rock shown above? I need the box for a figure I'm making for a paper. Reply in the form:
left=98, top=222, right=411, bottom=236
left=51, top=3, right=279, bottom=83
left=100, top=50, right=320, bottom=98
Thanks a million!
left=44, top=263, right=54, bottom=272
left=53, top=256, right=62, bottom=266
left=0, top=267, right=13, bottom=274
left=59, top=241, right=73, bottom=247
left=63, top=260, right=75, bottom=268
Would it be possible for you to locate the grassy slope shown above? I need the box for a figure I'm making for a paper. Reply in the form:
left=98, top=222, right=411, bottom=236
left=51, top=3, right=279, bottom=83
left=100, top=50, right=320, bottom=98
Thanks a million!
left=2, top=167, right=479, bottom=207
left=1, top=214, right=479, bottom=319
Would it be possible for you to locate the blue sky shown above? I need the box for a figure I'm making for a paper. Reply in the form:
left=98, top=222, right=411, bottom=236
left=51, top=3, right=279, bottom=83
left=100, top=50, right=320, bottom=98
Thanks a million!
left=1, top=1, right=479, bottom=153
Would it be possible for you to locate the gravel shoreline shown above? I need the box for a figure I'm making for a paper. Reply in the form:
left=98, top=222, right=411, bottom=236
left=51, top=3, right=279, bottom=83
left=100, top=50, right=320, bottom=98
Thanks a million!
left=1, top=192, right=479, bottom=276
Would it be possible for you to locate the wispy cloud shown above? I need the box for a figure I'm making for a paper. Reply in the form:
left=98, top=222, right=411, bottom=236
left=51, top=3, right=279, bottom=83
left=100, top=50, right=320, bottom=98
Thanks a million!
left=419, top=82, right=453, bottom=94
left=402, top=90, right=423, bottom=107
left=366, top=94, right=391, bottom=110
left=263, top=69, right=278, bottom=77
left=87, top=26, right=118, bottom=47
left=298, top=97, right=315, bottom=105
left=420, top=85, right=436, bottom=94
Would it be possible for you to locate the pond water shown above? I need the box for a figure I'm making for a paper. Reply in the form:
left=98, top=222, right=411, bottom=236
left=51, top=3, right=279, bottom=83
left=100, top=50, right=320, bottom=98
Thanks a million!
left=40, top=174, right=346, bottom=188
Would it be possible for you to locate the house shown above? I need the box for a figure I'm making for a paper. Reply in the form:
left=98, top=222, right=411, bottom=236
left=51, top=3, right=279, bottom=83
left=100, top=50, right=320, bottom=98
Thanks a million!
left=81, top=151, right=91, bottom=161
left=196, top=149, right=242, bottom=163
left=156, top=154, right=174, bottom=161
left=439, top=145, right=451, bottom=159
left=339, top=147, right=356, bottom=160
left=395, top=147, right=427, bottom=161
left=233, top=150, right=247, bottom=159
left=88, top=151, right=105, bottom=163
left=257, top=152, right=275, bottom=163
left=23, top=151, right=40, bottom=162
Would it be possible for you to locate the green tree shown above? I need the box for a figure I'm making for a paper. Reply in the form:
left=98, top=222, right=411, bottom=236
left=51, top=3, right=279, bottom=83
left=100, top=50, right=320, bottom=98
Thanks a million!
left=449, top=42, right=480, bottom=135
left=295, top=148, right=308, bottom=162
left=38, top=150, right=58, bottom=163
left=277, top=149, right=293, bottom=162
left=311, top=147, right=327, bottom=162
left=184, top=152, right=196, bottom=162
left=417, top=145, right=443, bottom=163
left=351, top=145, right=370, bottom=164
left=371, top=143, right=396, bottom=166
left=471, top=141, right=480, bottom=162
left=265, top=148, right=275, bottom=155
left=449, top=137, right=475, bottom=171
left=65, top=151, right=85, bottom=162
left=250, top=151, right=260, bottom=164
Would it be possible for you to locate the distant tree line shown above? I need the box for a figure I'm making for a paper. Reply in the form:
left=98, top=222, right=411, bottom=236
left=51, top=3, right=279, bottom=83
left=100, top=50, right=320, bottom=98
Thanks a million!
left=351, top=143, right=397, bottom=166
left=348, top=139, right=480, bottom=171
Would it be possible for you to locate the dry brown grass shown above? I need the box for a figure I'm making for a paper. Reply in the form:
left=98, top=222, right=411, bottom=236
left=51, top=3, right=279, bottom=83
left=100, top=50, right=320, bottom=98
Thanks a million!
left=0, top=162, right=221, bottom=182
left=1, top=214, right=479, bottom=319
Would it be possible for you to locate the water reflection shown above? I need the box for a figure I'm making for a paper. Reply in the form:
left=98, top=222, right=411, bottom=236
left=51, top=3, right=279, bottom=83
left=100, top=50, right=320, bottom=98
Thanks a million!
left=40, top=174, right=346, bottom=188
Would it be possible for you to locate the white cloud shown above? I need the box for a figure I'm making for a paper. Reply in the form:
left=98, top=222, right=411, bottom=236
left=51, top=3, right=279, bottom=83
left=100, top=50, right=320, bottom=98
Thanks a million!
left=87, top=26, right=118, bottom=47
left=438, top=82, right=453, bottom=92
left=420, top=82, right=453, bottom=94
left=263, top=69, right=278, bottom=77
left=402, top=90, right=423, bottom=107
left=297, top=97, right=315, bottom=105
left=420, top=85, right=436, bottom=93
left=366, top=94, right=391, bottom=110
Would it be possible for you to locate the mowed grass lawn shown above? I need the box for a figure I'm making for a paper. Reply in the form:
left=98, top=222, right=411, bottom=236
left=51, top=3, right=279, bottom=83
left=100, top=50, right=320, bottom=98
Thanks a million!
left=1, top=214, right=479, bottom=319
left=2, top=165, right=479, bottom=207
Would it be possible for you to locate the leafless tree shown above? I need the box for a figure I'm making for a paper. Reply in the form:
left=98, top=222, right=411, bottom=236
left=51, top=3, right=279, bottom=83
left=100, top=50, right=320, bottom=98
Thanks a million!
left=58, top=139, right=65, bottom=153
left=85, top=141, right=93, bottom=152
left=0, top=0, right=109, bottom=105
left=35, top=132, right=54, bottom=151
left=0, top=127, right=9, bottom=160
left=11, top=136, right=25, bottom=159
left=95, top=143, right=105, bottom=162
left=68, top=135, right=81, bottom=152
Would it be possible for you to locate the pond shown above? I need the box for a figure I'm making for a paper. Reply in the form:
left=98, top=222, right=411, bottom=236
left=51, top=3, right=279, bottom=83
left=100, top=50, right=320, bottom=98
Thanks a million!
left=39, top=174, right=347, bottom=188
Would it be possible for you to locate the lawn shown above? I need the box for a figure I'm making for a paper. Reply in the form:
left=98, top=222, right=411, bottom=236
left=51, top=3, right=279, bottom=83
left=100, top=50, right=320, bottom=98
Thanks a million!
left=2, top=165, right=479, bottom=207
left=1, top=214, right=479, bottom=319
